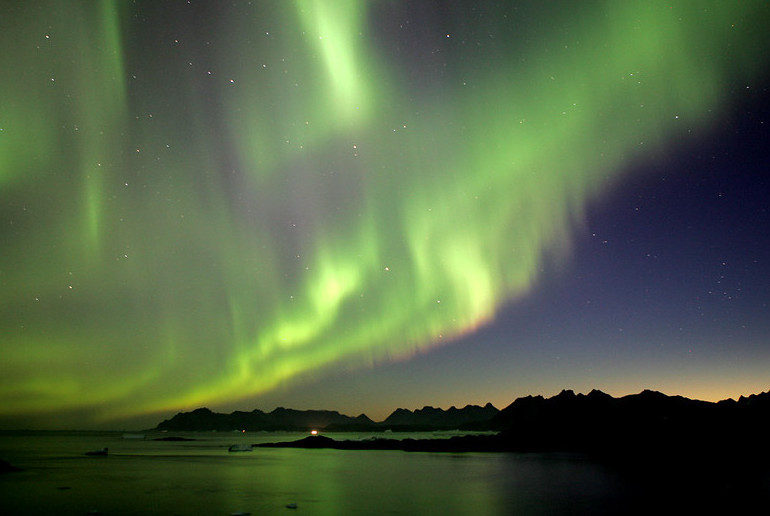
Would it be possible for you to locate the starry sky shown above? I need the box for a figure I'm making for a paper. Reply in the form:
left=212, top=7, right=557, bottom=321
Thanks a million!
left=1, top=0, right=769, bottom=430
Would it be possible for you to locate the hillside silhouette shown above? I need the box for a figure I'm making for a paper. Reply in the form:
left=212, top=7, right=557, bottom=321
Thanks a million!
left=155, top=403, right=498, bottom=432
left=156, top=389, right=770, bottom=452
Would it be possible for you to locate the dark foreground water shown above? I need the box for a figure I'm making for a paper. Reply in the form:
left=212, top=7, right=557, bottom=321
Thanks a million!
left=0, top=431, right=766, bottom=515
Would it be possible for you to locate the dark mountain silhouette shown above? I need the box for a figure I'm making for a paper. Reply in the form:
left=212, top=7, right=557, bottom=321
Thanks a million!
left=489, top=388, right=770, bottom=455
left=155, top=389, right=770, bottom=448
left=380, top=403, right=499, bottom=430
left=155, top=407, right=369, bottom=432
left=156, top=403, right=499, bottom=432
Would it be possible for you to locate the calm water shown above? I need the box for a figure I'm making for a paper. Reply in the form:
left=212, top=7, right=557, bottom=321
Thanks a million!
left=0, top=430, right=744, bottom=515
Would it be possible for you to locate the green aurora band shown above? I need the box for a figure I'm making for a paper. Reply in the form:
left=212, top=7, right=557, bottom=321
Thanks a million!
left=1, top=1, right=768, bottom=424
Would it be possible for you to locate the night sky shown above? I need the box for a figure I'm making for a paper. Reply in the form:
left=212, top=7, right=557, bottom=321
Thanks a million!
left=1, top=1, right=769, bottom=430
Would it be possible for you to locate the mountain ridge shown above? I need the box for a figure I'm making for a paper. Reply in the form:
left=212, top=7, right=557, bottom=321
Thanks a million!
left=155, top=403, right=497, bottom=432
left=154, top=388, right=769, bottom=433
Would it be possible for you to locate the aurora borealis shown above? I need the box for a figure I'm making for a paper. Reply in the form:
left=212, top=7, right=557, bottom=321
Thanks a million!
left=2, top=1, right=769, bottom=429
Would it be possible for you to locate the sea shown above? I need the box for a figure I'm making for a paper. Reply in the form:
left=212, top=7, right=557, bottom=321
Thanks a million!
left=0, top=430, right=765, bottom=515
